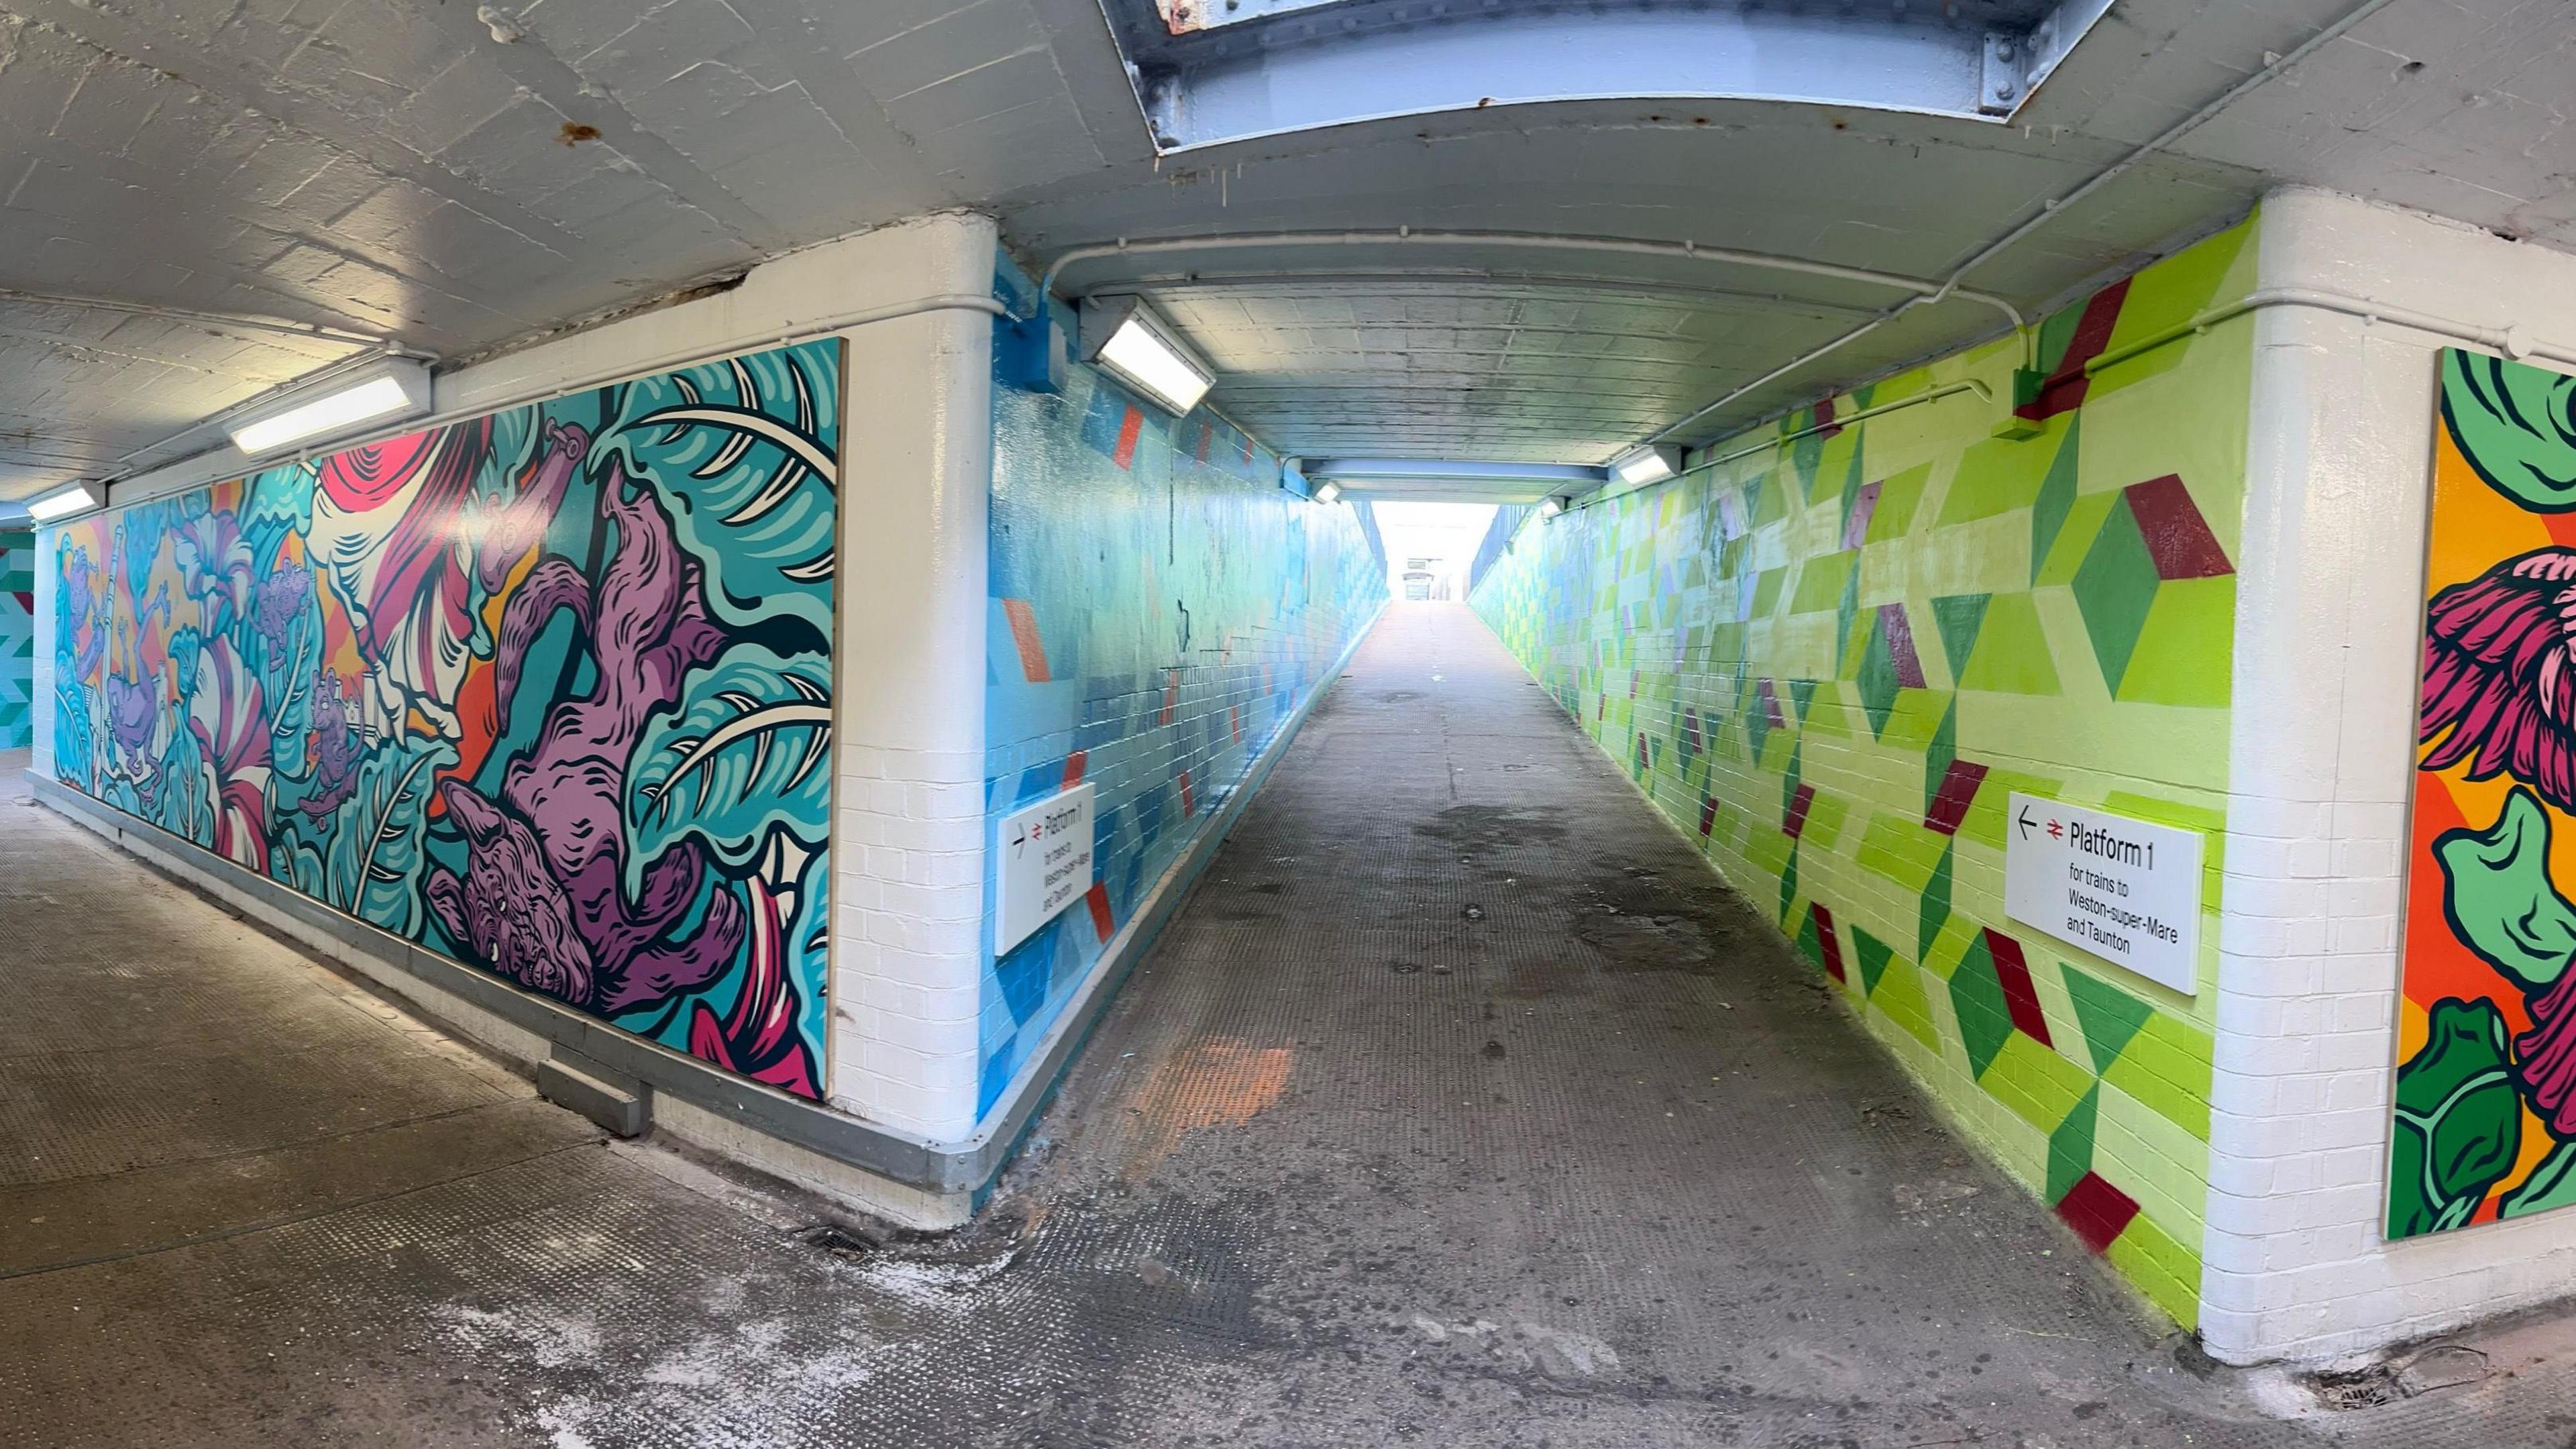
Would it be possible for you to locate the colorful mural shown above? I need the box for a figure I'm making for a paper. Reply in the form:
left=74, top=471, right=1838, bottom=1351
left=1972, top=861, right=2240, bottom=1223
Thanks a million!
left=2392, top=349, right=2576, bottom=1236
left=980, top=262, right=1388, bottom=1120
left=50, top=341, right=840, bottom=1098
left=1, top=530, right=28, bottom=749
left=1470, top=218, right=2257, bottom=1325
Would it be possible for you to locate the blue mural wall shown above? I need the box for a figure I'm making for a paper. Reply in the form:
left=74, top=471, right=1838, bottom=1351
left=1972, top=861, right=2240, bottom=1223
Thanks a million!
left=980, top=259, right=1388, bottom=1118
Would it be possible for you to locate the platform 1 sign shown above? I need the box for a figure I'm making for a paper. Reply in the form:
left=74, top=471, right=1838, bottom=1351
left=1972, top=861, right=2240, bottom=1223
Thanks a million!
left=2001, top=792, right=2202, bottom=996
left=996, top=784, right=1095, bottom=956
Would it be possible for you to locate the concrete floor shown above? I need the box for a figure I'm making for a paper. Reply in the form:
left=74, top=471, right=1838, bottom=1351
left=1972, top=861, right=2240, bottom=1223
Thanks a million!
left=8, top=606, right=2576, bottom=1446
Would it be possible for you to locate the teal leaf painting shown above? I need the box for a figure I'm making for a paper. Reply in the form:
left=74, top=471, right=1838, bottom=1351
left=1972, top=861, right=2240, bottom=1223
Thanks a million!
left=594, top=340, right=839, bottom=636
left=320, top=736, right=456, bottom=938
left=2435, top=786, right=2576, bottom=991
left=626, top=643, right=834, bottom=885
left=2443, top=348, right=2576, bottom=512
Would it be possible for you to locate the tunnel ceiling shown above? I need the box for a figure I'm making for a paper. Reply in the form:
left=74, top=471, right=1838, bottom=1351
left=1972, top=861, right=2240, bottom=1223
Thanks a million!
left=0, top=0, right=2569, bottom=508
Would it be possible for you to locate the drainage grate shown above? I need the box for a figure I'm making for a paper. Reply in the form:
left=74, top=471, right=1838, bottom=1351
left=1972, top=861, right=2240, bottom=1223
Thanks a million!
left=792, top=1224, right=882, bottom=1261
left=2306, top=1365, right=2402, bottom=1411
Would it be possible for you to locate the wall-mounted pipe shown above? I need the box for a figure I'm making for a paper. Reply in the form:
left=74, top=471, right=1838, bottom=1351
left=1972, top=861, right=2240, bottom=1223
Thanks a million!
left=1566, top=281, right=2576, bottom=518
left=1637, top=292, right=1960, bottom=451
left=0, top=287, right=425, bottom=356
left=1568, top=378, right=1992, bottom=515
left=2088, top=285, right=2576, bottom=378
left=1028, top=229, right=2027, bottom=333
left=1077, top=267, right=1890, bottom=318
left=1303, top=458, right=1607, bottom=486
left=102, top=345, right=412, bottom=476
left=1638, top=0, right=2402, bottom=452
left=105, top=294, right=1011, bottom=512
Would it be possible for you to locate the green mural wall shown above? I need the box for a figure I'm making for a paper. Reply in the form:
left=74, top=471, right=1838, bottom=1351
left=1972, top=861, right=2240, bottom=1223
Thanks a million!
left=1469, top=217, right=2257, bottom=1326
left=1, top=529, right=27, bottom=749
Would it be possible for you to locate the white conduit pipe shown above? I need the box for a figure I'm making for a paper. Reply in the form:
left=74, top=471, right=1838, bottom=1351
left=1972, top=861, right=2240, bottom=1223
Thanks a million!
left=1030, top=230, right=2028, bottom=332
left=107, top=293, right=1010, bottom=510
left=105, top=345, right=416, bottom=472
left=1570, top=379, right=1994, bottom=515
left=0, top=286, right=422, bottom=355
left=358, top=294, right=1011, bottom=450
left=1567, top=286, right=2576, bottom=515
left=1637, top=0, right=2408, bottom=450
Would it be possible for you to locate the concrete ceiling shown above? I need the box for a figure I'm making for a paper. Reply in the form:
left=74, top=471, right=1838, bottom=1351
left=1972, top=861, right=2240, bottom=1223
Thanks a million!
left=0, top=0, right=2569, bottom=511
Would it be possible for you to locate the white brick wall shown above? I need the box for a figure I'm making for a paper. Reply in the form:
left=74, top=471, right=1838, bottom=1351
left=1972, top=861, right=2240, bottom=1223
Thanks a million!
left=824, top=214, right=996, bottom=1143
left=2204, top=186, right=2576, bottom=1362
left=30, top=524, right=52, bottom=777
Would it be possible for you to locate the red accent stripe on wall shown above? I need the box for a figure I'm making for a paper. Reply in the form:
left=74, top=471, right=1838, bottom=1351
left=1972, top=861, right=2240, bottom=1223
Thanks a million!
left=1062, top=749, right=1087, bottom=787
left=1113, top=408, right=1144, bottom=469
left=1001, top=598, right=1050, bottom=682
left=1086, top=881, right=1115, bottom=942
left=1812, top=903, right=1847, bottom=981
left=1984, top=928, right=2053, bottom=1046
left=2123, top=474, right=2235, bottom=579
left=1924, top=759, right=1988, bottom=836
left=1784, top=782, right=1817, bottom=839
left=2055, top=1171, right=2141, bottom=1254
left=2019, top=278, right=2131, bottom=421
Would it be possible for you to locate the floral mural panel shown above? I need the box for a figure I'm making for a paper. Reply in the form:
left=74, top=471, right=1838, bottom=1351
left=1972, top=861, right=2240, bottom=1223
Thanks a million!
left=2395, top=347, right=2576, bottom=1234
left=50, top=341, right=840, bottom=1099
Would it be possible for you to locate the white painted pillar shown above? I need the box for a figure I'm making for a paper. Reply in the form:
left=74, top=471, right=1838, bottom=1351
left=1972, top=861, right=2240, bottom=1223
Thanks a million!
left=828, top=217, right=997, bottom=1143
left=2206, top=186, right=2576, bottom=1361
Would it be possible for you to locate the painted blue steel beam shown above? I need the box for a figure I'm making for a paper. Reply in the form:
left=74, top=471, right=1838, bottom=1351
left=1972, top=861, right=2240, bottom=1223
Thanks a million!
left=1297, top=458, right=1608, bottom=503
left=1106, top=0, right=2116, bottom=151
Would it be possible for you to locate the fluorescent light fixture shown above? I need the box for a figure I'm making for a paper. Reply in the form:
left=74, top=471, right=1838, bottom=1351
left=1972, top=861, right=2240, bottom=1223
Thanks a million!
left=228, top=357, right=432, bottom=458
left=1610, top=443, right=1682, bottom=488
left=1080, top=297, right=1216, bottom=416
left=1538, top=496, right=1566, bottom=518
left=1312, top=480, right=1344, bottom=504
left=25, top=480, right=103, bottom=521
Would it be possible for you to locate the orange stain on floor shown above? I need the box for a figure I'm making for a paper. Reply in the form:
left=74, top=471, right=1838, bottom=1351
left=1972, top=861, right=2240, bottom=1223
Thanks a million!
left=1117, top=1038, right=1293, bottom=1177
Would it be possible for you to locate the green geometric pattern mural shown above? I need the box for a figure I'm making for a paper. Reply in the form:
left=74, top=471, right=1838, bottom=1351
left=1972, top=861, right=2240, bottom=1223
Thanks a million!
left=0, top=530, right=30, bottom=750
left=1470, top=216, right=2256, bottom=1328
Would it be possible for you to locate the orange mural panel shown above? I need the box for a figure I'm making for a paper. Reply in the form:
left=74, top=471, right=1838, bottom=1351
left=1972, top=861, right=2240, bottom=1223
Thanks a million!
left=2394, top=350, right=2576, bottom=1236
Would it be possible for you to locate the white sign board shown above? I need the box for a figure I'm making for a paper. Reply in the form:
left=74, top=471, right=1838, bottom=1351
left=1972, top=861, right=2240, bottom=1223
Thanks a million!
left=996, top=784, right=1095, bottom=955
left=2002, top=792, right=2202, bottom=996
